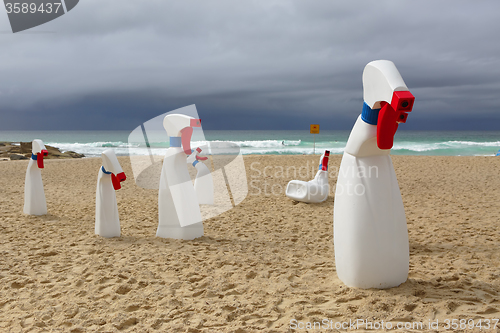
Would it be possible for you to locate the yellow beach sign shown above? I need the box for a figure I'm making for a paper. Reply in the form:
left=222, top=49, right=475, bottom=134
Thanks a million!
left=310, top=124, right=320, bottom=134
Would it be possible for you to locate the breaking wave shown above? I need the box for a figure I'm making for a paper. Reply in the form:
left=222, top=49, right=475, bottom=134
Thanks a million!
left=45, top=139, right=500, bottom=157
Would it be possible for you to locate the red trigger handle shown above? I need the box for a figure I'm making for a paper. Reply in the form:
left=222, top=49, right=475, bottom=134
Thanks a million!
left=111, top=172, right=127, bottom=191
left=181, top=127, right=194, bottom=155
left=37, top=150, right=48, bottom=169
left=111, top=174, right=121, bottom=190
left=37, top=153, right=44, bottom=169
left=377, top=91, right=415, bottom=150
left=36, top=149, right=48, bottom=168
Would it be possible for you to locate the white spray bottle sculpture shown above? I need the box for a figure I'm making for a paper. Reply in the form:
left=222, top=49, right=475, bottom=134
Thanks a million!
left=334, top=60, right=415, bottom=289
left=24, top=139, right=49, bottom=215
left=157, top=114, right=204, bottom=240
left=187, top=147, right=214, bottom=205
left=95, top=149, right=126, bottom=238
left=285, top=150, right=330, bottom=203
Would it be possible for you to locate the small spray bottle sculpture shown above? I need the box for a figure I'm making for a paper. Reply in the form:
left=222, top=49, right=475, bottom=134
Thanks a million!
left=285, top=150, right=330, bottom=203
left=95, top=149, right=126, bottom=237
left=24, top=139, right=48, bottom=215
left=334, top=60, right=415, bottom=289
left=187, top=147, right=214, bottom=205
left=157, top=114, right=204, bottom=240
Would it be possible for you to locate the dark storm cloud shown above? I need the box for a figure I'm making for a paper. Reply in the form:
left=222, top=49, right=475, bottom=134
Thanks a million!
left=1, top=0, right=499, bottom=130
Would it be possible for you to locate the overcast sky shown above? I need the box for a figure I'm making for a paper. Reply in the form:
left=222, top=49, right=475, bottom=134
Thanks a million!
left=1, top=0, right=500, bottom=130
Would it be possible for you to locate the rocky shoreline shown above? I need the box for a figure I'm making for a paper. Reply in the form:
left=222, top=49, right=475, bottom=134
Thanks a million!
left=0, top=142, right=85, bottom=160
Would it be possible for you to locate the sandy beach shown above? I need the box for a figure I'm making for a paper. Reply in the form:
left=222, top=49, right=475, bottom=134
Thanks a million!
left=1, top=155, right=499, bottom=332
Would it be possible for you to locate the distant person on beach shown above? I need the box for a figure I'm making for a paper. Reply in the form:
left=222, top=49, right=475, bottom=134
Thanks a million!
left=282, top=141, right=285, bottom=146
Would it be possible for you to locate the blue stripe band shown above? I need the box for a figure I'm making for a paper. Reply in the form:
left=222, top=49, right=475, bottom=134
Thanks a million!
left=101, top=166, right=112, bottom=174
left=361, top=102, right=381, bottom=125
left=31, top=153, right=37, bottom=160
left=170, top=137, right=182, bottom=147
left=192, top=160, right=199, bottom=167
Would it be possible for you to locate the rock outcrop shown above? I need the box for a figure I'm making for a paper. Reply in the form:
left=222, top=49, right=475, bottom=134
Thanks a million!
left=0, top=142, right=85, bottom=160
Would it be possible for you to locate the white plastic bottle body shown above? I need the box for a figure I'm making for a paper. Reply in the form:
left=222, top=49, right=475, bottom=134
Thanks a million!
left=305, top=170, right=329, bottom=203
left=23, top=159, right=47, bottom=215
left=194, top=161, right=214, bottom=205
left=285, top=153, right=329, bottom=203
left=334, top=152, right=409, bottom=289
left=95, top=169, right=121, bottom=237
left=157, top=147, right=203, bottom=240
left=313, top=169, right=329, bottom=186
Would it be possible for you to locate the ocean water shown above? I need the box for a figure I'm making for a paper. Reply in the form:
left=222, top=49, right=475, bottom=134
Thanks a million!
left=0, top=130, right=499, bottom=157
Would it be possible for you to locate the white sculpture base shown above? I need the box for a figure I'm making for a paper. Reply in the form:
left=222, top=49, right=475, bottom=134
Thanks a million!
left=194, top=161, right=214, bottom=205
left=334, top=152, right=409, bottom=289
left=286, top=170, right=329, bottom=203
left=157, top=146, right=203, bottom=240
left=24, top=159, right=47, bottom=216
left=95, top=168, right=121, bottom=238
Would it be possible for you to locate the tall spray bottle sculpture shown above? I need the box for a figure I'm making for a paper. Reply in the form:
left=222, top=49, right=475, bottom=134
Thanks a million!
left=334, top=60, right=415, bottom=289
left=187, top=147, right=214, bottom=205
left=95, top=149, right=126, bottom=237
left=24, top=139, right=48, bottom=215
left=157, top=114, right=204, bottom=240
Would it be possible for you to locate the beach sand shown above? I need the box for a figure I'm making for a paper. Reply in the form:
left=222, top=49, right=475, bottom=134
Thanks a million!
left=1, top=155, right=499, bottom=332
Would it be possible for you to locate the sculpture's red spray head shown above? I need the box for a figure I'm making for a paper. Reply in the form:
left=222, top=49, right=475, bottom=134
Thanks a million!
left=377, top=90, right=415, bottom=150
left=111, top=172, right=127, bottom=190
left=180, top=119, right=201, bottom=154
left=194, top=147, right=208, bottom=161
left=36, top=149, right=48, bottom=169
left=321, top=150, right=330, bottom=171
left=101, top=149, right=126, bottom=191
left=32, top=140, right=48, bottom=169
left=190, top=118, right=201, bottom=128
left=163, top=114, right=202, bottom=155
